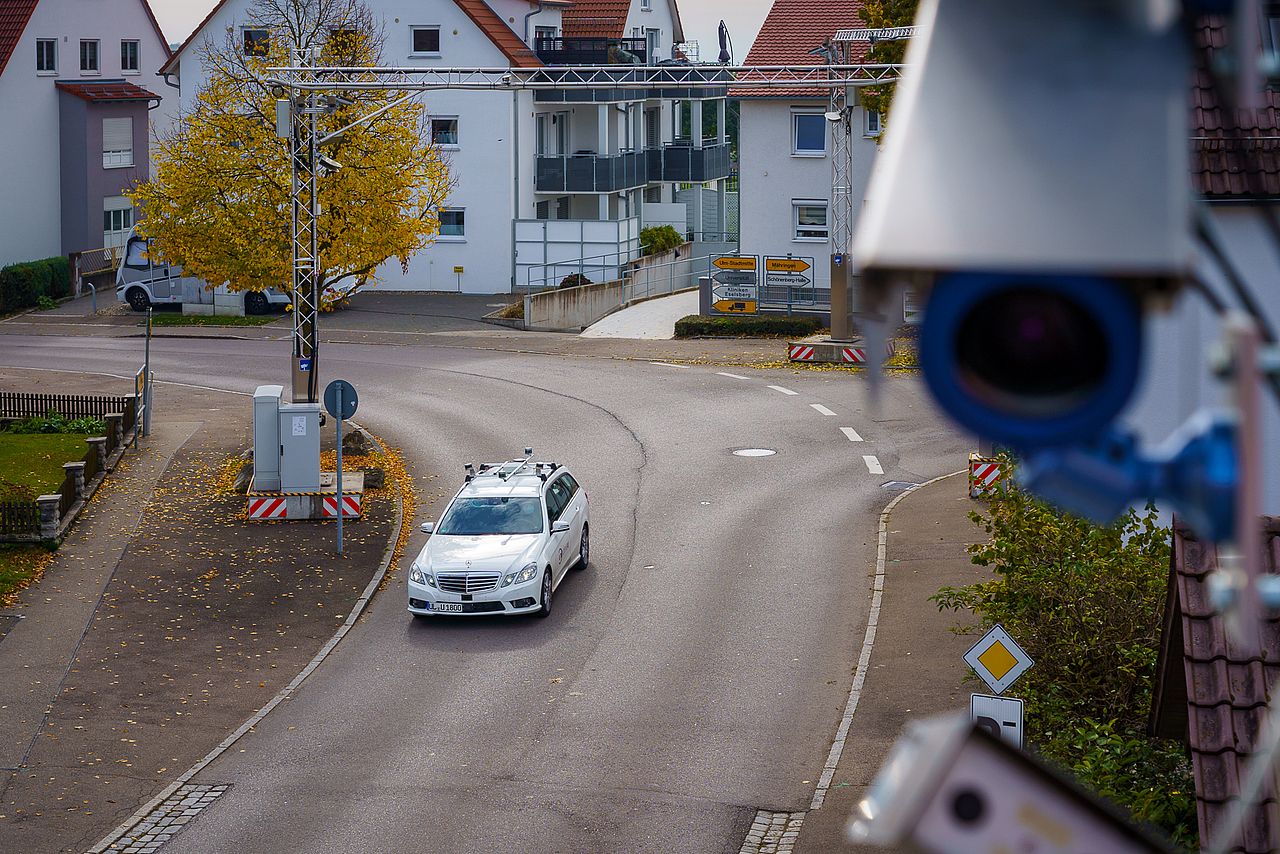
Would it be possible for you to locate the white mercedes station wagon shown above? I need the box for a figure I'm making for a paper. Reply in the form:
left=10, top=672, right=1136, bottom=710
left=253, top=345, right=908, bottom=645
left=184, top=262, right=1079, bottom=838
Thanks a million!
left=408, top=452, right=589, bottom=619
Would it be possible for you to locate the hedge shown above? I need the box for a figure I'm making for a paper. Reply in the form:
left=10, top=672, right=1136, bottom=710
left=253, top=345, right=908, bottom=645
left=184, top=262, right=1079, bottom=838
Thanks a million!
left=674, top=314, right=823, bottom=338
left=0, top=256, right=70, bottom=313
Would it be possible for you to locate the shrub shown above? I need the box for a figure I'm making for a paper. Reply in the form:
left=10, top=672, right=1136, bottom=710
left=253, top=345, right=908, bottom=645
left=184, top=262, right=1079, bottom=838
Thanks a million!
left=933, top=467, right=1197, bottom=848
left=640, top=225, right=684, bottom=257
left=674, top=314, right=822, bottom=338
left=559, top=273, right=593, bottom=289
left=0, top=256, right=68, bottom=313
left=6, top=411, right=106, bottom=435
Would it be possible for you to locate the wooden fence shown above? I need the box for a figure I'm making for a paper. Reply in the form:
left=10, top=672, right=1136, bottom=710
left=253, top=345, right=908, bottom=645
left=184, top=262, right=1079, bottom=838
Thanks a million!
left=0, top=502, right=39, bottom=538
left=0, top=392, right=134, bottom=423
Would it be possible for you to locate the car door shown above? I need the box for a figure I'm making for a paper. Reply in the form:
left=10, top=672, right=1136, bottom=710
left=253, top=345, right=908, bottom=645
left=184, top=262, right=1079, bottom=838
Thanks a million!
left=546, top=477, right=572, bottom=580
left=559, top=473, right=585, bottom=549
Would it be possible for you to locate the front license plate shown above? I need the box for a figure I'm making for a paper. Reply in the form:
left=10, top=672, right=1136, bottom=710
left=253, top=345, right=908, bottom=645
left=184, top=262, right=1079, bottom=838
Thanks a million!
left=433, top=602, right=464, bottom=613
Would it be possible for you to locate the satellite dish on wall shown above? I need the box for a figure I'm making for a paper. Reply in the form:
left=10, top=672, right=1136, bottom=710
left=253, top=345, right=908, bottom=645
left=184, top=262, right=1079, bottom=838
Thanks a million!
left=718, top=20, right=733, bottom=64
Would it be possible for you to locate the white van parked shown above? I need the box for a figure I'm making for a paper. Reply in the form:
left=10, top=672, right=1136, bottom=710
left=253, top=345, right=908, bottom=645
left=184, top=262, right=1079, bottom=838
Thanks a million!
left=115, top=229, right=291, bottom=315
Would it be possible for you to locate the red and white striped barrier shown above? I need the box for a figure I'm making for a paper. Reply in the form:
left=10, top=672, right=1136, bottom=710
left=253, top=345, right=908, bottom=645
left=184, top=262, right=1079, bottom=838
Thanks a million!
left=968, top=455, right=1006, bottom=498
left=841, top=347, right=868, bottom=364
left=247, top=496, right=287, bottom=519
left=322, top=494, right=362, bottom=518
left=788, top=345, right=816, bottom=362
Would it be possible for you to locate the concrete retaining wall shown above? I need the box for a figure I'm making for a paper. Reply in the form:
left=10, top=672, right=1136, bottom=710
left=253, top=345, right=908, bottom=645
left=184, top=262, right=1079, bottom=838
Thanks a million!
left=524, top=279, right=627, bottom=332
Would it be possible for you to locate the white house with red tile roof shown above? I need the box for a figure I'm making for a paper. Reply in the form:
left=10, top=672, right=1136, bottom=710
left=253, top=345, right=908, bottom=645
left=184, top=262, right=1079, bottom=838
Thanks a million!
left=0, top=0, right=174, bottom=267
left=736, top=0, right=881, bottom=298
left=157, top=0, right=722, bottom=294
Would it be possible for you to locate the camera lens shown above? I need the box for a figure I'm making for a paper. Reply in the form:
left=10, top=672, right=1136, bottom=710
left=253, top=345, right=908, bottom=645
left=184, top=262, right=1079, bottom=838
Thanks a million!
left=954, top=287, right=1108, bottom=420
left=951, top=787, right=986, bottom=827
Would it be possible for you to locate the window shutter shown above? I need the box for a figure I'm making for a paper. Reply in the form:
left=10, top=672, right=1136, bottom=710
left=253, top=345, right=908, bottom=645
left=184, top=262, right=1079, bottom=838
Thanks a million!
left=103, top=117, right=133, bottom=153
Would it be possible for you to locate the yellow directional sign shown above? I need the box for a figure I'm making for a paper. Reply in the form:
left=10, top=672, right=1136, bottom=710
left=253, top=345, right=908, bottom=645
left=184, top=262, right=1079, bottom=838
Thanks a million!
left=714, top=299, right=758, bottom=314
left=963, top=624, right=1034, bottom=695
left=713, top=256, right=757, bottom=271
left=766, top=258, right=812, bottom=273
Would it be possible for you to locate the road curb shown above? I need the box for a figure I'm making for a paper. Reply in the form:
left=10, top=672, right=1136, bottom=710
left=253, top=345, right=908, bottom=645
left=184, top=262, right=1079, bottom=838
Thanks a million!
left=86, top=427, right=407, bottom=854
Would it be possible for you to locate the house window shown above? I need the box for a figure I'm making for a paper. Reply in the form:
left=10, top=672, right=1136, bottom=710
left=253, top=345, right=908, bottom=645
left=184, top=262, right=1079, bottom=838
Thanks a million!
left=411, top=26, right=441, bottom=56
left=864, top=109, right=882, bottom=137
left=103, top=198, right=134, bottom=249
left=36, top=39, right=56, bottom=73
left=792, top=112, right=825, bottom=156
left=80, top=40, right=99, bottom=73
left=793, top=201, right=829, bottom=241
left=536, top=201, right=551, bottom=219
left=535, top=25, right=557, bottom=44
left=430, top=117, right=458, bottom=147
left=102, top=117, right=134, bottom=168
left=439, top=208, right=465, bottom=238
left=242, top=28, right=270, bottom=56
left=121, top=40, right=139, bottom=73
left=642, top=0, right=652, bottom=9
left=646, top=28, right=661, bottom=62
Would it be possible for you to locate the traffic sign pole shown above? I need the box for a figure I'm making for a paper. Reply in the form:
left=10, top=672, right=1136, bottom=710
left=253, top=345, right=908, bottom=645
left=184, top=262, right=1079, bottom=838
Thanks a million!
left=336, top=385, right=343, bottom=555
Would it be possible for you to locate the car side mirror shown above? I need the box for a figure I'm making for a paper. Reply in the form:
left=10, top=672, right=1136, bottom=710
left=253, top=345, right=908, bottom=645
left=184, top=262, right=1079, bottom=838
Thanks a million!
left=552, top=520, right=570, bottom=534
left=420, top=522, right=434, bottom=534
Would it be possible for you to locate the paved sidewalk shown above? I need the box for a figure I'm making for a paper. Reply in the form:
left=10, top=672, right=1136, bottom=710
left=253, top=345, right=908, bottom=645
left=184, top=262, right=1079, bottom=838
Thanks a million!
left=793, top=472, right=989, bottom=853
left=0, top=370, right=398, bottom=854
left=580, top=290, right=698, bottom=340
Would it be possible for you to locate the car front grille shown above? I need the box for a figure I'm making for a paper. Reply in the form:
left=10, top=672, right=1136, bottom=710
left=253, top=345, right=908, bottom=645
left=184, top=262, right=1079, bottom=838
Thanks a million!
left=436, top=573, right=501, bottom=594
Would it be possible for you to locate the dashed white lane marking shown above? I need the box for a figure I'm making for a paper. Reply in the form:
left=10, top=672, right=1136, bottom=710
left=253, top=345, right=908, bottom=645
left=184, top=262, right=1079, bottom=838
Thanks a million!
left=717, top=371, right=751, bottom=380
left=840, top=427, right=864, bottom=442
left=809, top=403, right=836, bottom=417
left=768, top=385, right=799, bottom=396
left=863, top=455, right=884, bottom=475
left=651, top=362, right=691, bottom=369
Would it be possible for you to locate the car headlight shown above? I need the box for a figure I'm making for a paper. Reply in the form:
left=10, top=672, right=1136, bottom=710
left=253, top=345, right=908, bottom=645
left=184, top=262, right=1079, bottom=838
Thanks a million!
left=409, top=563, right=435, bottom=588
left=502, top=562, right=539, bottom=588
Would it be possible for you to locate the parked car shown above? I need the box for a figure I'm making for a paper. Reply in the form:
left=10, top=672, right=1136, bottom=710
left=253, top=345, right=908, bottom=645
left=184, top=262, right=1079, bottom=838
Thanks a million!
left=115, top=228, right=291, bottom=314
left=408, top=452, right=589, bottom=619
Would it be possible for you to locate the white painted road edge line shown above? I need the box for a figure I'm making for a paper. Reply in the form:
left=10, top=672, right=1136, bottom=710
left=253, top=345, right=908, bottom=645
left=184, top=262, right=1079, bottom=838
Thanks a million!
left=863, top=455, right=884, bottom=475
left=840, top=427, right=864, bottom=443
left=651, top=362, right=691, bottom=369
left=717, top=371, right=751, bottom=380
left=88, top=432, right=405, bottom=853
left=768, top=385, right=799, bottom=396
left=810, top=404, right=837, bottom=417
left=809, top=470, right=966, bottom=812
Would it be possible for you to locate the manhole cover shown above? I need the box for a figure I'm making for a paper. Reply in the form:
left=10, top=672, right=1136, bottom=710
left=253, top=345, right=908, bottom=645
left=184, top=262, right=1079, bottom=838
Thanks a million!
left=882, top=481, right=920, bottom=491
left=733, top=449, right=777, bottom=457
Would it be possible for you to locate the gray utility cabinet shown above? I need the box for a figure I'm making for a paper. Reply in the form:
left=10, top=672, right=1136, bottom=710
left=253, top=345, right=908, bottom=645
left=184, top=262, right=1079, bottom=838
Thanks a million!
left=253, top=385, right=322, bottom=493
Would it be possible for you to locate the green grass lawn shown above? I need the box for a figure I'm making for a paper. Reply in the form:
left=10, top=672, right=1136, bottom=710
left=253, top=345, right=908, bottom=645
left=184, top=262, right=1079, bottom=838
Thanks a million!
left=146, top=313, right=280, bottom=327
left=0, top=433, right=91, bottom=495
left=0, top=544, right=53, bottom=605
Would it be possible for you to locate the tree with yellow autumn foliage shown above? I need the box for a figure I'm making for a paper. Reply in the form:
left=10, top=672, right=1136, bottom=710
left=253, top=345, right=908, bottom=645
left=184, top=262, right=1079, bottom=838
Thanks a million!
left=130, top=0, right=450, bottom=305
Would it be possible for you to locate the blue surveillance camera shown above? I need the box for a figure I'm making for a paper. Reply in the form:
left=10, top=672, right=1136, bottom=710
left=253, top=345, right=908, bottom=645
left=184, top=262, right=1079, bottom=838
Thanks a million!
left=919, top=272, right=1143, bottom=452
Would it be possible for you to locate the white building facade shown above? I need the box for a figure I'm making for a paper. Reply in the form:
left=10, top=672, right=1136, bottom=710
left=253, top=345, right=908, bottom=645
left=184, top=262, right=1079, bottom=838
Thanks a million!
left=161, top=0, right=729, bottom=295
left=736, top=0, right=880, bottom=298
left=0, top=0, right=175, bottom=267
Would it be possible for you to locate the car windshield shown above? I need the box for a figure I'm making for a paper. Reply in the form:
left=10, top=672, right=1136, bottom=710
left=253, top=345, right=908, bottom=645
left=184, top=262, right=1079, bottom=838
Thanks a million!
left=437, top=497, right=544, bottom=535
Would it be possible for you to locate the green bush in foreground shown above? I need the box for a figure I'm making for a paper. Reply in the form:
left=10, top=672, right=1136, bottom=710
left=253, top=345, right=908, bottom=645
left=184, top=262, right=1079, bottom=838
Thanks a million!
left=933, top=472, right=1197, bottom=848
left=6, top=410, right=106, bottom=435
left=674, top=314, right=822, bottom=338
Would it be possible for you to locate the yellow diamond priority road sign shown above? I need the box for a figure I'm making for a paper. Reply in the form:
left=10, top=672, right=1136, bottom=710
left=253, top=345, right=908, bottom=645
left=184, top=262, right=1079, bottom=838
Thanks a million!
left=963, top=624, right=1033, bottom=695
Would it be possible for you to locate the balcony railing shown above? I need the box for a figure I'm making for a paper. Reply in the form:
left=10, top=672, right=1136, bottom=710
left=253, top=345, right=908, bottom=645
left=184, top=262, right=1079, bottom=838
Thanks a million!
left=535, top=37, right=650, bottom=66
left=535, top=150, right=649, bottom=193
left=646, top=142, right=732, bottom=183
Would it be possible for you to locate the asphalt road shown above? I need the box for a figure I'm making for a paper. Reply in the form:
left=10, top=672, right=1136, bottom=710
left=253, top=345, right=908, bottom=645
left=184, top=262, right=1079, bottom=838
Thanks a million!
left=0, top=334, right=965, bottom=853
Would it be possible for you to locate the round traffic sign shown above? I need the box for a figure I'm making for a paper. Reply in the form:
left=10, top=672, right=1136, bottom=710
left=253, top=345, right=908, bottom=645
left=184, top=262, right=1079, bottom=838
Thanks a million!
left=323, top=379, right=358, bottom=420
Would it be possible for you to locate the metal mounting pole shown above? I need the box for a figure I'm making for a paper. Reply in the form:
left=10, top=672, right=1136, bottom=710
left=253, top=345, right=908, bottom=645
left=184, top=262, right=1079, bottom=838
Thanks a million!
left=289, top=48, right=322, bottom=403
left=829, top=42, right=855, bottom=342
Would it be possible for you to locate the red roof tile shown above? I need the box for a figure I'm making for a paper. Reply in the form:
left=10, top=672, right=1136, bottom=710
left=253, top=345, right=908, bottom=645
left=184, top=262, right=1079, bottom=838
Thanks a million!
left=453, top=0, right=541, bottom=67
left=55, top=79, right=161, bottom=102
left=1191, top=17, right=1280, bottom=199
left=1152, top=519, right=1280, bottom=854
left=734, top=0, right=869, bottom=99
left=561, top=0, right=683, bottom=42
left=0, top=0, right=41, bottom=76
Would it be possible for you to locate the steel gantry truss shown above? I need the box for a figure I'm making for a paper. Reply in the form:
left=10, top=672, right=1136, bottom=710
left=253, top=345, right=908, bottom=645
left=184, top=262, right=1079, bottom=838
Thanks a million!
left=266, top=61, right=903, bottom=401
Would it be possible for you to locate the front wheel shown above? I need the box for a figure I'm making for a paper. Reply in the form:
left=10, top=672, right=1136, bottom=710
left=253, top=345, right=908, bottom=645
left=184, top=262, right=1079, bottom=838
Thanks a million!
left=245, top=291, right=269, bottom=315
left=126, top=288, right=150, bottom=312
left=535, top=569, right=553, bottom=618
